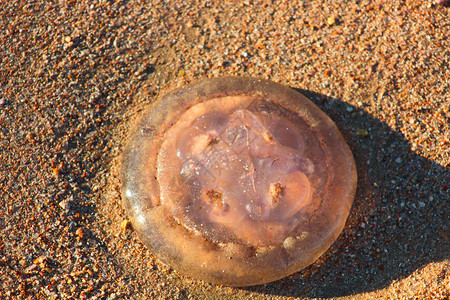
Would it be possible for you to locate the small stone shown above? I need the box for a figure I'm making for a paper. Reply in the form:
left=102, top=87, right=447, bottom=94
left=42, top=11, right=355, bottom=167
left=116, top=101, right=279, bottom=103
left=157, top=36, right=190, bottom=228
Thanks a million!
left=76, top=227, right=84, bottom=239
left=33, top=256, right=48, bottom=264
left=327, top=16, right=336, bottom=26
left=395, top=157, right=402, bottom=163
left=121, top=219, right=132, bottom=231
left=346, top=106, right=354, bottom=112
left=108, top=293, right=118, bottom=300
left=52, top=167, right=60, bottom=177
left=59, top=198, right=72, bottom=211
left=25, top=264, right=38, bottom=274
left=356, top=129, right=369, bottom=137
left=418, top=201, right=425, bottom=208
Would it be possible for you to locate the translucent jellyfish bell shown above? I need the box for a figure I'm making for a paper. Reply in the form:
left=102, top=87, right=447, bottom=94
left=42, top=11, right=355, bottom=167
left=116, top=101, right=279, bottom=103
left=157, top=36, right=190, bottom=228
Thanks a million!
left=121, top=77, right=357, bottom=286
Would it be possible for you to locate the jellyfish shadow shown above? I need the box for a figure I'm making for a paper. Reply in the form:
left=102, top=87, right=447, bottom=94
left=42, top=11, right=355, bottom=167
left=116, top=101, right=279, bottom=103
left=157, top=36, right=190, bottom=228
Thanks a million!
left=244, top=88, right=449, bottom=298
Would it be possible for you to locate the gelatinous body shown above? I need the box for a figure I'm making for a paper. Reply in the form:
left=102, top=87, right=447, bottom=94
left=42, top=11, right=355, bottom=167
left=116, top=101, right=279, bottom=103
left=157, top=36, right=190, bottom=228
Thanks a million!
left=121, top=77, right=357, bottom=286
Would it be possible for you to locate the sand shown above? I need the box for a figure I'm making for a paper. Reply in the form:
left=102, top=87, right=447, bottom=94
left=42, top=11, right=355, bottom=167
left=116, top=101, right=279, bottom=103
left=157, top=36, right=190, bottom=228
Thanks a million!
left=0, top=0, right=448, bottom=299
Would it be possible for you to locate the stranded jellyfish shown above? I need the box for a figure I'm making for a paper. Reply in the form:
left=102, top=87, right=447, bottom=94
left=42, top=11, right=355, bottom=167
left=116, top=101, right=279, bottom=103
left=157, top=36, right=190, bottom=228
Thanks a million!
left=121, top=77, right=357, bottom=286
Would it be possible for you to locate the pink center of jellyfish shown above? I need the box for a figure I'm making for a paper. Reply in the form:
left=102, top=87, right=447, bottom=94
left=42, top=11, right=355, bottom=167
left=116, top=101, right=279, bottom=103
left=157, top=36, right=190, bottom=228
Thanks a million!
left=157, top=96, right=315, bottom=247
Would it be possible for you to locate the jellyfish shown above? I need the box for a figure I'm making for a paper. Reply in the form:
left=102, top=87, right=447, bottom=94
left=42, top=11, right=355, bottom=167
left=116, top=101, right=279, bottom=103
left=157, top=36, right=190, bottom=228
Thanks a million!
left=121, top=77, right=357, bottom=286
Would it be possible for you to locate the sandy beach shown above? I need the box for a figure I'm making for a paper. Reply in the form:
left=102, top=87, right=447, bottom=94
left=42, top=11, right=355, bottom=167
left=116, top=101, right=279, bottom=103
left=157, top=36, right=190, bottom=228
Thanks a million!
left=1, top=0, right=449, bottom=299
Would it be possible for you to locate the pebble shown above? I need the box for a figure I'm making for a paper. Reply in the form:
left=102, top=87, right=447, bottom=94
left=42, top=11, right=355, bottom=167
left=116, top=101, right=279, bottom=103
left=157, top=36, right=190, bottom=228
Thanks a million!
left=59, top=198, right=72, bottom=211
left=76, top=228, right=84, bottom=239
left=120, top=219, right=132, bottom=231
left=327, top=16, right=336, bottom=26
left=356, top=129, right=369, bottom=137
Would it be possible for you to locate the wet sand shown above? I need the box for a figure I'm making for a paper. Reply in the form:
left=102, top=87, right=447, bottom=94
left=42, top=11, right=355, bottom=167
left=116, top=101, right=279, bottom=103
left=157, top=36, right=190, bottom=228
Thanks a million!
left=1, top=0, right=448, bottom=299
